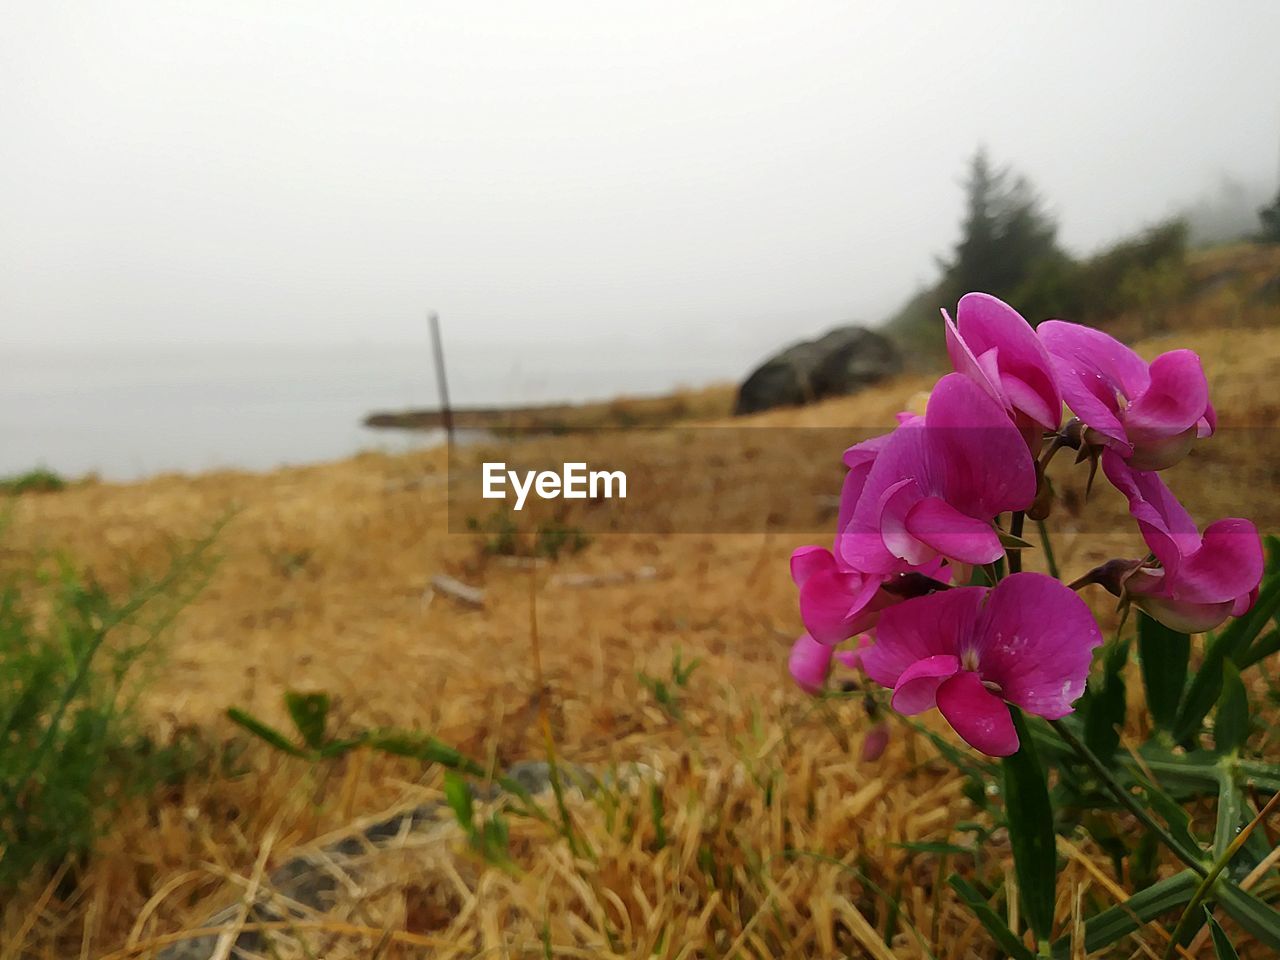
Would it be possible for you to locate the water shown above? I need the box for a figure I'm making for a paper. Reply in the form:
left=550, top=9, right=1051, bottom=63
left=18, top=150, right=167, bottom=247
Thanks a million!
left=2, top=338, right=765, bottom=481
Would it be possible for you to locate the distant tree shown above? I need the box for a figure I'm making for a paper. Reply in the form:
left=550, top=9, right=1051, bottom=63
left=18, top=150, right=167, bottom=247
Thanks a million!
left=1260, top=186, right=1280, bottom=243
left=942, top=148, right=1062, bottom=310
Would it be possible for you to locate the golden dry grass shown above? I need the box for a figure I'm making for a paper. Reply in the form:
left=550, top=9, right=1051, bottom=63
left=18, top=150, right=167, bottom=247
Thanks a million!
left=2, top=310, right=1280, bottom=957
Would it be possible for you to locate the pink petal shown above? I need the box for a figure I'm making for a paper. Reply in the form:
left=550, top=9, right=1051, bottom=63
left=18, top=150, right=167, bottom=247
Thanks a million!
left=790, top=545, right=832, bottom=587
left=1125, top=350, right=1209, bottom=439
left=891, top=654, right=961, bottom=714
left=789, top=634, right=834, bottom=694
left=904, top=496, right=1005, bottom=565
left=974, top=573, right=1102, bottom=720
left=1131, top=594, right=1237, bottom=633
left=1101, top=452, right=1201, bottom=569
left=861, top=588, right=985, bottom=689
left=1162, top=518, right=1263, bottom=605
left=936, top=671, right=1020, bottom=757
left=944, top=308, right=1004, bottom=408
left=955, top=293, right=1062, bottom=430
left=795, top=553, right=886, bottom=645
left=923, top=373, right=1037, bottom=517
left=1039, top=320, right=1146, bottom=447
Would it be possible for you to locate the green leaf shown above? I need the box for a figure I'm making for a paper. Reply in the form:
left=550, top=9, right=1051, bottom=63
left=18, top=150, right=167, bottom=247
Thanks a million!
left=1174, top=632, right=1231, bottom=746
left=367, top=731, right=486, bottom=776
left=1239, top=630, right=1280, bottom=670
left=1085, top=639, right=1130, bottom=759
left=284, top=691, right=331, bottom=750
left=1138, top=613, right=1188, bottom=730
left=1002, top=708, right=1057, bottom=945
left=1075, top=869, right=1198, bottom=953
left=947, top=874, right=1033, bottom=960
left=443, top=771, right=474, bottom=832
left=1215, top=879, right=1280, bottom=952
left=225, top=707, right=309, bottom=758
left=1214, top=662, right=1250, bottom=756
left=1204, top=906, right=1241, bottom=959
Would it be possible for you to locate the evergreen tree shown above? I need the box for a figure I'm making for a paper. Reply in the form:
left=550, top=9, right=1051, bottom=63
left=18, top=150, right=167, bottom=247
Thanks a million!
left=943, top=148, right=1062, bottom=303
left=1260, top=186, right=1280, bottom=243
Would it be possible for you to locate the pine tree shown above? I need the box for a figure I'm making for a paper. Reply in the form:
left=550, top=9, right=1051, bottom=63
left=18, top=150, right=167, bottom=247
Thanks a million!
left=1260, top=187, right=1280, bottom=243
left=943, top=148, right=1061, bottom=301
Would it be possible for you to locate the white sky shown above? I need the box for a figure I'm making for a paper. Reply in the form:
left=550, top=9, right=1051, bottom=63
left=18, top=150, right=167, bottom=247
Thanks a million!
left=2, top=1, right=1278, bottom=348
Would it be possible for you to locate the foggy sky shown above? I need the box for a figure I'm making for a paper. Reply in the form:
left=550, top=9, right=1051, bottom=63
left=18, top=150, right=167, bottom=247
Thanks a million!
left=3, top=1, right=1279, bottom=350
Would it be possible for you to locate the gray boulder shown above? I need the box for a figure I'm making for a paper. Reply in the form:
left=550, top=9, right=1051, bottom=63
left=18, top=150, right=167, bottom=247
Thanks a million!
left=734, top=326, right=902, bottom=415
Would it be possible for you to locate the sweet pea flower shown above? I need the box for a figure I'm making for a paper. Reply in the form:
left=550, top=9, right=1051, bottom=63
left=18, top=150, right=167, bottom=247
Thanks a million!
left=944, top=293, right=1062, bottom=447
left=861, top=573, right=1102, bottom=756
left=790, top=545, right=945, bottom=645
left=1038, top=321, right=1215, bottom=470
left=1099, top=451, right=1262, bottom=631
left=788, top=632, right=867, bottom=694
left=836, top=373, right=1037, bottom=574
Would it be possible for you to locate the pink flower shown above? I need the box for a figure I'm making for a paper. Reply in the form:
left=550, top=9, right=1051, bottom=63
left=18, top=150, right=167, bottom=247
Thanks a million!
left=790, top=545, right=944, bottom=644
left=1038, top=321, right=1215, bottom=470
left=1101, top=451, right=1262, bottom=631
left=861, top=573, right=1102, bottom=756
left=836, top=373, right=1037, bottom=574
left=788, top=632, right=867, bottom=694
left=944, top=293, right=1062, bottom=447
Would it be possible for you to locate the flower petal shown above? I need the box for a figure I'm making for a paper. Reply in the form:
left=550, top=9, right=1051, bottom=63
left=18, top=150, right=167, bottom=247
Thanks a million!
left=795, top=556, right=886, bottom=644
left=861, top=587, right=984, bottom=689
left=789, top=634, right=834, bottom=694
left=974, top=573, right=1102, bottom=720
left=1124, top=350, right=1209, bottom=445
left=1101, top=452, right=1201, bottom=570
left=904, top=496, right=1005, bottom=565
left=955, top=293, right=1061, bottom=430
left=1039, top=320, right=1147, bottom=448
left=1159, top=517, right=1263, bottom=605
left=923, top=373, right=1037, bottom=517
left=891, top=654, right=961, bottom=714
left=936, top=671, right=1020, bottom=757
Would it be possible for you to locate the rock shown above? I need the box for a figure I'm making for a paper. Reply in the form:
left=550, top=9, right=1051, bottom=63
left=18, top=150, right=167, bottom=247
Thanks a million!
left=734, top=326, right=902, bottom=415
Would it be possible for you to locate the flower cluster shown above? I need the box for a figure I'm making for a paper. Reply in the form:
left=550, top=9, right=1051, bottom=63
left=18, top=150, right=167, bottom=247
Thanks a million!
left=789, top=293, right=1263, bottom=755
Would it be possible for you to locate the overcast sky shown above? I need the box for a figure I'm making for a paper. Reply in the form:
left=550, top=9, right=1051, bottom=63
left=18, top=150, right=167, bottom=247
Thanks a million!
left=3, top=1, right=1278, bottom=349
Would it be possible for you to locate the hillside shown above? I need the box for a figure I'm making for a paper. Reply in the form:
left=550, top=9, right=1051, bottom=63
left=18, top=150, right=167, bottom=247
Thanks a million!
left=3, top=246, right=1280, bottom=958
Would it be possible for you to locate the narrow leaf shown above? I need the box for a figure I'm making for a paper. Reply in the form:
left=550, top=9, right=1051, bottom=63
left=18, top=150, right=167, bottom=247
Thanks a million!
left=1213, top=662, right=1249, bottom=755
left=1085, top=639, right=1129, bottom=759
left=1204, top=906, right=1241, bottom=960
left=443, top=771, right=474, bottom=831
left=1213, top=880, right=1280, bottom=952
left=1002, top=708, right=1057, bottom=944
left=284, top=690, right=331, bottom=750
left=1077, top=869, right=1198, bottom=953
left=1138, top=613, right=1188, bottom=730
left=947, top=874, right=1034, bottom=960
left=226, top=707, right=310, bottom=758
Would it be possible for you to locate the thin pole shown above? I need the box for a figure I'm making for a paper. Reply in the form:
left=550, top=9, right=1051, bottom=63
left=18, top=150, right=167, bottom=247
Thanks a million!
left=428, top=311, right=455, bottom=449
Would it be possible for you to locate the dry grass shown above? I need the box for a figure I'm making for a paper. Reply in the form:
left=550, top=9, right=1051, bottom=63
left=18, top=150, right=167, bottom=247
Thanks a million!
left=2, top=312, right=1280, bottom=956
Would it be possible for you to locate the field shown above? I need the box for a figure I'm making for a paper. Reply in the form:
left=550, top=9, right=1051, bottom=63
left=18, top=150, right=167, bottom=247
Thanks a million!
left=3, top=259, right=1280, bottom=957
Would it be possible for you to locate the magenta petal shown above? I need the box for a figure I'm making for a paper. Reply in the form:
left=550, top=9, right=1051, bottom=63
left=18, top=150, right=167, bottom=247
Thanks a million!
left=790, top=545, right=832, bottom=587
left=1101, top=452, right=1201, bottom=569
left=861, top=588, right=984, bottom=689
left=1039, top=320, right=1141, bottom=446
left=944, top=308, right=1003, bottom=407
left=1170, top=518, right=1263, bottom=604
left=956, top=293, right=1062, bottom=430
left=904, top=496, right=1005, bottom=565
left=924, top=373, right=1037, bottom=517
left=797, top=566, right=884, bottom=646
left=1132, top=594, right=1237, bottom=633
left=974, top=573, right=1102, bottom=720
left=891, top=654, right=961, bottom=714
left=936, top=672, right=1020, bottom=757
left=789, top=634, right=834, bottom=694
left=1124, top=350, right=1209, bottom=443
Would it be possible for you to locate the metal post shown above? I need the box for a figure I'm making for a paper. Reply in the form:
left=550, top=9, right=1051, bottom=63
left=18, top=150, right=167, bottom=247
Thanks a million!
left=429, top=311, right=455, bottom=449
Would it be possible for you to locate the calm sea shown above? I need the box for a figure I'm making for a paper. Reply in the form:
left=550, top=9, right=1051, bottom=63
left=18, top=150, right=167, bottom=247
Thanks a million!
left=2, top=339, right=763, bottom=481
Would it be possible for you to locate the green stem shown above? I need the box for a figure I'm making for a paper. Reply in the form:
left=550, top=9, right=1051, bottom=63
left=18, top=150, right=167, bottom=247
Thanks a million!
left=1161, top=789, right=1280, bottom=960
left=1048, top=718, right=1207, bottom=878
left=1035, top=518, right=1060, bottom=580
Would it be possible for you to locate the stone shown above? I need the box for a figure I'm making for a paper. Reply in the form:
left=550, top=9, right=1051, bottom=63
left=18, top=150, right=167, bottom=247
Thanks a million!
left=734, top=326, right=902, bottom=415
